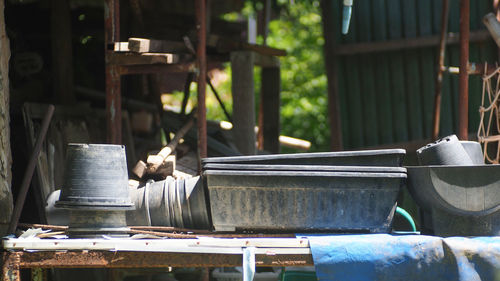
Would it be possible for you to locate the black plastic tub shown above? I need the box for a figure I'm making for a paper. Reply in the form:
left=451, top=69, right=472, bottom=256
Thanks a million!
left=406, top=165, right=500, bottom=236
left=202, top=149, right=406, bottom=167
left=203, top=163, right=407, bottom=173
left=204, top=170, right=406, bottom=233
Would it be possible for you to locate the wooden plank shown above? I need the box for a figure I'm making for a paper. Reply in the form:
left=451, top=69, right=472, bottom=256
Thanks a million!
left=128, top=38, right=187, bottom=53
left=357, top=0, right=379, bottom=146
left=254, top=53, right=280, bottom=67
left=113, top=42, right=130, bottom=52
left=231, top=51, right=256, bottom=155
left=417, top=0, right=436, bottom=139
left=261, top=67, right=281, bottom=153
left=107, top=52, right=181, bottom=65
left=402, top=0, right=423, bottom=141
left=371, top=0, right=394, bottom=145
left=118, top=62, right=196, bottom=75
left=2, top=238, right=311, bottom=254
left=3, top=251, right=314, bottom=269
left=387, top=0, right=409, bottom=142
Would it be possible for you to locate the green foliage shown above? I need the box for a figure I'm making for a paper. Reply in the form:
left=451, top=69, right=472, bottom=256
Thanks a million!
left=268, top=1, right=329, bottom=152
left=207, top=0, right=330, bottom=152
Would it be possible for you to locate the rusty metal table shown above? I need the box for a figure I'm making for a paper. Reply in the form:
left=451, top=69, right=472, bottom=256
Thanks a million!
left=2, top=238, right=313, bottom=281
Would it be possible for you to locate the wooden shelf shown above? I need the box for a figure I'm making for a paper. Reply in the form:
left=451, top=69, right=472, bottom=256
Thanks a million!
left=107, top=52, right=193, bottom=66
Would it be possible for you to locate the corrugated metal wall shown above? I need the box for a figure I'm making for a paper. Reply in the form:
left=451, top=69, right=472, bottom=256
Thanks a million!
left=332, top=0, right=497, bottom=149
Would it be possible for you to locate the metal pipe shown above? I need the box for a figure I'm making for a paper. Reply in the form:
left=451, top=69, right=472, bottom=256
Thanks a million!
left=8, top=105, right=55, bottom=234
left=432, top=0, right=449, bottom=140
left=195, top=0, right=207, bottom=160
left=458, top=0, right=470, bottom=140
left=441, top=63, right=497, bottom=76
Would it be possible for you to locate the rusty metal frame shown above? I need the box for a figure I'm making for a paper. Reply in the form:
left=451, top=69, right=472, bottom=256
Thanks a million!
left=2, top=251, right=313, bottom=281
left=104, top=0, right=208, bottom=153
left=195, top=0, right=208, bottom=160
left=458, top=0, right=470, bottom=140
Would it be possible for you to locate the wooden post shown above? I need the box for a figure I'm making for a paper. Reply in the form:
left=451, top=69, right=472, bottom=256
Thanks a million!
left=105, top=0, right=122, bottom=144
left=320, top=0, right=343, bottom=151
left=261, top=67, right=280, bottom=153
left=50, top=0, right=75, bottom=104
left=458, top=0, right=470, bottom=140
left=231, top=51, right=256, bottom=155
left=0, top=0, right=13, bottom=236
left=196, top=0, right=208, bottom=159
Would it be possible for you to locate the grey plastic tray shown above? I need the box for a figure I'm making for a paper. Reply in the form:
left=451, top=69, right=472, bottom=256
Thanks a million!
left=202, top=149, right=406, bottom=167
left=205, top=170, right=406, bottom=233
left=203, top=163, right=407, bottom=173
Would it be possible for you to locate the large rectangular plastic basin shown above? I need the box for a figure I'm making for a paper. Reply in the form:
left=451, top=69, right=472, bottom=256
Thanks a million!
left=204, top=170, right=406, bottom=233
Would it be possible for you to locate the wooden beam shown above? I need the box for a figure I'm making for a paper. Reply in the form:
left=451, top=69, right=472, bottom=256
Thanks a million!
left=335, top=30, right=490, bottom=55
left=321, top=0, right=343, bottom=151
left=254, top=54, right=280, bottom=67
left=107, top=53, right=182, bottom=65
left=231, top=51, right=256, bottom=155
left=51, top=0, right=75, bottom=104
left=261, top=67, right=281, bottom=153
left=117, top=62, right=196, bottom=75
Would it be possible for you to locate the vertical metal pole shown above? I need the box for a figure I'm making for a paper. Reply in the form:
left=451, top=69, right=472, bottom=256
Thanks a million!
left=458, top=0, right=470, bottom=140
left=196, top=0, right=207, bottom=159
left=105, top=0, right=122, bottom=144
left=432, top=0, right=449, bottom=140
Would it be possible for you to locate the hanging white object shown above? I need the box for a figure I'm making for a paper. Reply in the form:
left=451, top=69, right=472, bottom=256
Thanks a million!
left=243, top=247, right=256, bottom=281
left=248, top=15, right=257, bottom=44
left=342, top=0, right=353, bottom=35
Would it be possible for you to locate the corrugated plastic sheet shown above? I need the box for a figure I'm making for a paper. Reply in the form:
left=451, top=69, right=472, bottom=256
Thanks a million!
left=333, top=0, right=497, bottom=149
left=307, top=234, right=500, bottom=281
